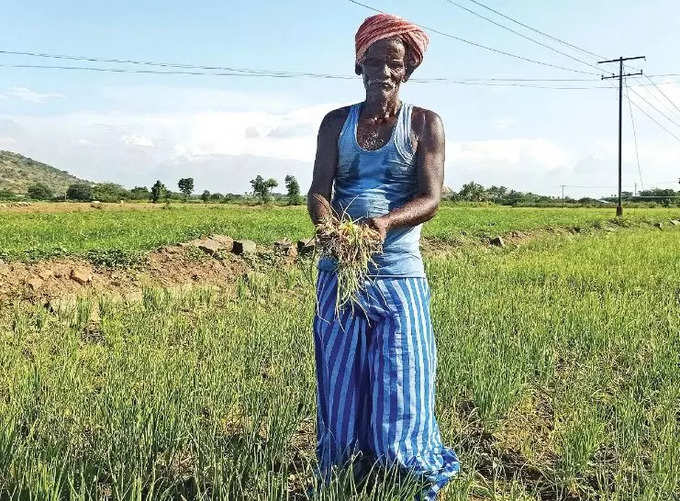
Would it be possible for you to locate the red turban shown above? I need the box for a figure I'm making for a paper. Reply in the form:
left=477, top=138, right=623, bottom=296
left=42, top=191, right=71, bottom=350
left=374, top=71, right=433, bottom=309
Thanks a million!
left=355, top=13, right=429, bottom=68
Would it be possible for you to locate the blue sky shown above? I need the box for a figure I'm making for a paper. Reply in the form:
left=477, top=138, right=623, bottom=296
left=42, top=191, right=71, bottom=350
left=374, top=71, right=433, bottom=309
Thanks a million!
left=1, top=0, right=679, bottom=197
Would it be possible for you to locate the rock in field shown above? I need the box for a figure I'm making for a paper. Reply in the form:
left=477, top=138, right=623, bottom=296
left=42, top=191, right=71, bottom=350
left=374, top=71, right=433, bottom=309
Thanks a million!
left=181, top=235, right=233, bottom=255
left=490, top=236, right=505, bottom=247
left=27, top=277, right=43, bottom=291
left=70, top=268, right=92, bottom=285
left=209, top=235, right=234, bottom=251
left=670, top=219, right=680, bottom=226
left=38, top=270, right=53, bottom=281
left=654, top=222, right=663, bottom=230
left=297, top=238, right=316, bottom=256
left=273, top=240, right=298, bottom=257
left=232, top=240, right=256, bottom=255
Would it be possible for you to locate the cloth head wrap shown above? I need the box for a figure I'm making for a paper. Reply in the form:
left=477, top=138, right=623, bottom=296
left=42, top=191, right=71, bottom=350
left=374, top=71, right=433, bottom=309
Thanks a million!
left=355, top=13, right=429, bottom=69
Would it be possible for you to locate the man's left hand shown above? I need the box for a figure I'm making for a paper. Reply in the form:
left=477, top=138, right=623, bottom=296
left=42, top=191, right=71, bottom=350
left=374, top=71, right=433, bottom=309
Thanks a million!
left=364, top=215, right=391, bottom=243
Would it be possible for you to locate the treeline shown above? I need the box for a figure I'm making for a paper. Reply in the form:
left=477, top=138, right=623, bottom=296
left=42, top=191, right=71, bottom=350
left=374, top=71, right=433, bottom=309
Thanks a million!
left=8, top=174, right=304, bottom=206
left=445, top=182, right=680, bottom=207
left=8, top=177, right=679, bottom=208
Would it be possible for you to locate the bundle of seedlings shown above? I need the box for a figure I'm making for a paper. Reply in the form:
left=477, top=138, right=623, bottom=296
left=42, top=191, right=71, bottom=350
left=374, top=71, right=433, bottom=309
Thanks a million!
left=313, top=193, right=384, bottom=315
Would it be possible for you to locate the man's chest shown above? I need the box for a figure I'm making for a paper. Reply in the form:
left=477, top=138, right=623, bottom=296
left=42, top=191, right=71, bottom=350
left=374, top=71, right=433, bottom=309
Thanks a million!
left=356, top=117, right=398, bottom=151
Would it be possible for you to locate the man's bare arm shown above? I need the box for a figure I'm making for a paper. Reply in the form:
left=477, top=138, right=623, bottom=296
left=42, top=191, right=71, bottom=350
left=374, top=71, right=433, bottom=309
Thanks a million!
left=307, top=107, right=349, bottom=226
left=368, top=108, right=445, bottom=239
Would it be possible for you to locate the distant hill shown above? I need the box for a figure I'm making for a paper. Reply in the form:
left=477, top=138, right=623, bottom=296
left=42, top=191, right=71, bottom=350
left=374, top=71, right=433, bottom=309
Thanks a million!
left=0, top=150, right=93, bottom=196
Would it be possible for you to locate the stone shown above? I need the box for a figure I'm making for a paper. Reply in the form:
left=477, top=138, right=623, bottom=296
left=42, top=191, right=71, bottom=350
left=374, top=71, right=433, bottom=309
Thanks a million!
left=196, top=239, right=223, bottom=255
left=209, top=235, right=234, bottom=251
left=182, top=236, right=232, bottom=255
left=232, top=239, right=256, bottom=255
left=27, top=277, right=43, bottom=290
left=490, top=236, right=505, bottom=247
left=670, top=219, right=680, bottom=226
left=297, top=238, right=316, bottom=256
left=52, top=265, right=69, bottom=278
left=70, top=267, right=92, bottom=285
left=38, top=270, right=53, bottom=281
left=273, top=240, right=298, bottom=257
left=654, top=222, right=663, bottom=230
left=90, top=201, right=102, bottom=209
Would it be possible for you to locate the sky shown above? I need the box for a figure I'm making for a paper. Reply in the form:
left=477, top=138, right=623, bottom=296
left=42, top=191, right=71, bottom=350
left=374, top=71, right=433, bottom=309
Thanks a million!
left=0, top=0, right=679, bottom=198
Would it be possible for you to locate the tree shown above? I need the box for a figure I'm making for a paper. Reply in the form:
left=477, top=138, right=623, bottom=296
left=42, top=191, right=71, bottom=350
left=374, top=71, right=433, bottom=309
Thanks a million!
left=66, top=183, right=92, bottom=201
left=27, top=182, right=53, bottom=200
left=458, top=182, right=488, bottom=202
left=151, top=180, right=167, bottom=203
left=210, top=192, right=224, bottom=201
left=284, top=175, right=302, bottom=205
left=178, top=178, right=194, bottom=200
left=249, top=175, right=278, bottom=203
left=201, top=190, right=211, bottom=202
left=92, top=183, right=129, bottom=202
left=130, top=186, right=150, bottom=200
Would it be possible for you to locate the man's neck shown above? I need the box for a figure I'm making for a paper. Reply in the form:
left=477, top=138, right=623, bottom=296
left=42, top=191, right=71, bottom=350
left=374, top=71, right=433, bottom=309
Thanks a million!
left=362, top=95, right=401, bottom=120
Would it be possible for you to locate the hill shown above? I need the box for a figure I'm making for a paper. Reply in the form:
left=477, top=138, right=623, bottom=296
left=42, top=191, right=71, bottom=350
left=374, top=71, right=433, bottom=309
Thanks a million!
left=0, top=150, right=92, bottom=196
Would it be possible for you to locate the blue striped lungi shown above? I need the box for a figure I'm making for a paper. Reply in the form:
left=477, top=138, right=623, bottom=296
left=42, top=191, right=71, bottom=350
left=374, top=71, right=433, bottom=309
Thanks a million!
left=312, top=270, right=460, bottom=500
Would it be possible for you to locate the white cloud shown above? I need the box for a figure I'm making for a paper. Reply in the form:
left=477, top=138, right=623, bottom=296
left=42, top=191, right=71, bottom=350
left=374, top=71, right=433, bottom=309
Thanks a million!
left=7, top=87, right=64, bottom=104
left=447, top=138, right=571, bottom=170
left=122, top=135, right=154, bottom=147
left=492, top=118, right=516, bottom=130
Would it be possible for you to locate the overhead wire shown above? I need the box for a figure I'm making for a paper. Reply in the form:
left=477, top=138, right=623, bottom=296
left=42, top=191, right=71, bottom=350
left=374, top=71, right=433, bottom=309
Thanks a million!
left=628, top=98, right=680, bottom=143
left=624, top=79, right=644, bottom=190
left=0, top=62, right=618, bottom=89
left=443, top=0, right=606, bottom=74
left=465, top=0, right=606, bottom=60
left=643, top=74, right=680, bottom=115
left=627, top=86, right=680, bottom=129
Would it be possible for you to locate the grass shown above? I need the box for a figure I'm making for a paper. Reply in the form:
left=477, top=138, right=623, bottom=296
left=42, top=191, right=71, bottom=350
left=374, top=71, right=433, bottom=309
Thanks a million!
left=1, top=203, right=679, bottom=263
left=0, top=221, right=678, bottom=499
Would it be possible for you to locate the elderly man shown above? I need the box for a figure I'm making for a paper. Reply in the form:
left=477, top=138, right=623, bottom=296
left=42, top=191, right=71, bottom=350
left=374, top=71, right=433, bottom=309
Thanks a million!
left=306, top=12, right=459, bottom=500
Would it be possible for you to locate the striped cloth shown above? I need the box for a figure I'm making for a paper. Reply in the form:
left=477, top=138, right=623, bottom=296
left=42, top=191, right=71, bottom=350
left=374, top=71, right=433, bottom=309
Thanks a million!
left=312, top=270, right=459, bottom=500
left=355, top=13, right=429, bottom=67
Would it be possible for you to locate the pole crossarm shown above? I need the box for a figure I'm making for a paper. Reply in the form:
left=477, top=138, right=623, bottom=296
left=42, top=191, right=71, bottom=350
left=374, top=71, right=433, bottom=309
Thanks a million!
left=597, top=56, right=646, bottom=64
left=602, top=71, right=643, bottom=80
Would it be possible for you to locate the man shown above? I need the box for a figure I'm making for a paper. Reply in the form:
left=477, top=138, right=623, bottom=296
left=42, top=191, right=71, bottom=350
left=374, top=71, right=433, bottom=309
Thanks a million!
left=306, top=13, right=459, bottom=500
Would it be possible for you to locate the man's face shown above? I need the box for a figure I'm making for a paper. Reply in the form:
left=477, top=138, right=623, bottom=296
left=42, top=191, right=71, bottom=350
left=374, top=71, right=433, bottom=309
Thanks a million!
left=357, top=37, right=408, bottom=101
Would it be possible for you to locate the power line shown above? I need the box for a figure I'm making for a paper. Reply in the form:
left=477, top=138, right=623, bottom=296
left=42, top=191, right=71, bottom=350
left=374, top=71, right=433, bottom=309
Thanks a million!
left=0, top=63, right=617, bottom=89
left=0, top=49, right=355, bottom=79
left=624, top=79, right=644, bottom=190
left=644, top=74, right=680, bottom=115
left=628, top=86, right=680, bottom=129
left=629, top=97, right=680, bottom=143
left=443, top=0, right=606, bottom=74
left=464, top=0, right=607, bottom=60
left=347, top=0, right=601, bottom=75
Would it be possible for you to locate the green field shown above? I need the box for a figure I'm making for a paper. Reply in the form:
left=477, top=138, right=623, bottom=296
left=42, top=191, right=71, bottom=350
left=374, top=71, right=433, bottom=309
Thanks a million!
left=1, top=203, right=679, bottom=262
left=0, top=206, right=678, bottom=500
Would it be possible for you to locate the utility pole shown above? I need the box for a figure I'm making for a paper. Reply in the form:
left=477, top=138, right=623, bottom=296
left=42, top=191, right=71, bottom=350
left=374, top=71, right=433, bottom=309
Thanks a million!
left=560, top=184, right=566, bottom=200
left=634, top=182, right=637, bottom=197
left=599, top=56, right=645, bottom=217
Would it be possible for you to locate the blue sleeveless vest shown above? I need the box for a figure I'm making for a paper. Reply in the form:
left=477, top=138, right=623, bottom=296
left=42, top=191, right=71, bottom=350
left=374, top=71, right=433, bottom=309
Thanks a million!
left=317, top=101, right=425, bottom=278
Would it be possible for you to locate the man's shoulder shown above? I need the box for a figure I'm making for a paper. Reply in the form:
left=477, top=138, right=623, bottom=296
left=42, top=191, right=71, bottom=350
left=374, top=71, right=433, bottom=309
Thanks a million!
left=321, top=106, right=352, bottom=126
left=317, top=106, right=353, bottom=140
left=410, top=105, right=444, bottom=139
